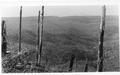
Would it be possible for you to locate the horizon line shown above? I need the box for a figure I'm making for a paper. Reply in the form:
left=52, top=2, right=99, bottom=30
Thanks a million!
left=2, top=15, right=118, bottom=18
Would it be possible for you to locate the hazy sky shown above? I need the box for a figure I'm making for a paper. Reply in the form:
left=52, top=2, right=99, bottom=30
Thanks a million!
left=0, top=5, right=118, bottom=17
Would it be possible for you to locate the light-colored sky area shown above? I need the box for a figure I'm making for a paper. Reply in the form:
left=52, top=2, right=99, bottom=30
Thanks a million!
left=0, top=5, right=118, bottom=17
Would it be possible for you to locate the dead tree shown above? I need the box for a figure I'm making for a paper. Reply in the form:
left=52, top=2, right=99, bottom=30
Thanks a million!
left=15, top=6, right=23, bottom=69
left=69, top=54, right=75, bottom=72
left=84, top=58, right=88, bottom=72
left=19, top=6, right=22, bottom=53
left=38, top=6, right=44, bottom=65
left=2, top=20, right=7, bottom=56
left=36, top=10, right=41, bottom=64
left=97, top=5, right=106, bottom=72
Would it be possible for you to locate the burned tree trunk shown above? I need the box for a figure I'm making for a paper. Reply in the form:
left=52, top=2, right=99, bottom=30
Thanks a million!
left=15, top=6, right=24, bottom=69
left=84, top=58, right=88, bottom=72
left=69, top=54, right=75, bottom=72
left=2, top=20, right=7, bottom=56
left=38, top=6, right=44, bottom=64
left=19, top=6, right=22, bottom=53
left=36, top=10, right=41, bottom=64
left=97, top=5, right=106, bottom=72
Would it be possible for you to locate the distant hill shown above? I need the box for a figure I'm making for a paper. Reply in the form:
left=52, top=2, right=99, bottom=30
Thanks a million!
left=2, top=16, right=118, bottom=43
left=3, top=16, right=118, bottom=34
left=2, top=15, right=118, bottom=48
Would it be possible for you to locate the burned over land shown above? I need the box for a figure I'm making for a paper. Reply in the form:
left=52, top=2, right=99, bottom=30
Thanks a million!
left=2, top=16, right=119, bottom=72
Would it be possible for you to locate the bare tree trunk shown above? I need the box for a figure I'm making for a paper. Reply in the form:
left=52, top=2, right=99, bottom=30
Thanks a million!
left=69, top=54, right=75, bottom=72
left=2, top=20, right=7, bottom=56
left=37, top=11, right=41, bottom=64
left=97, top=5, right=106, bottom=72
left=84, top=58, right=88, bottom=72
left=15, top=6, right=23, bottom=69
left=39, top=6, right=44, bottom=65
left=19, top=6, right=22, bottom=53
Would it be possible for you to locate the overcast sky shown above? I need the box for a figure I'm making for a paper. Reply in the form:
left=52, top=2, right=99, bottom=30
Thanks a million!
left=0, top=5, right=118, bottom=17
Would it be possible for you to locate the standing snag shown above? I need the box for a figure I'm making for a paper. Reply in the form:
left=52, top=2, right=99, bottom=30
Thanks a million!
left=69, top=54, right=75, bottom=72
left=38, top=5, right=44, bottom=65
left=2, top=20, right=7, bottom=56
left=19, top=6, right=22, bottom=53
left=36, top=10, right=41, bottom=64
left=15, top=6, right=23, bottom=69
left=97, top=5, right=106, bottom=72
left=84, top=58, right=88, bottom=72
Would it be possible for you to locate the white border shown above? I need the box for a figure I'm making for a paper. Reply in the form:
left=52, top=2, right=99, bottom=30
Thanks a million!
left=0, top=0, right=119, bottom=75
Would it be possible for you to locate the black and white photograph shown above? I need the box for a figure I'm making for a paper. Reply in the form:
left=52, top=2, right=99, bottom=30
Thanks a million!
left=0, top=1, right=119, bottom=73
